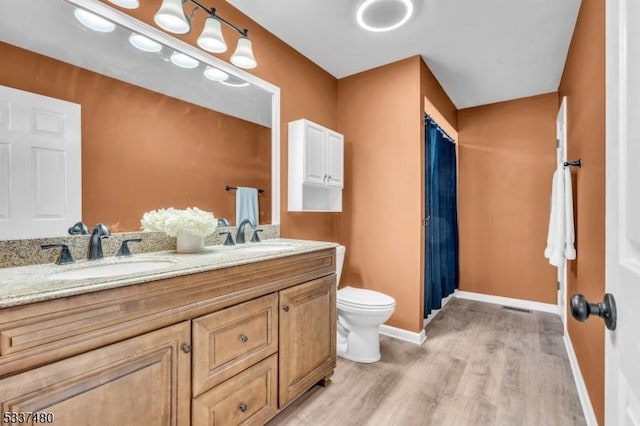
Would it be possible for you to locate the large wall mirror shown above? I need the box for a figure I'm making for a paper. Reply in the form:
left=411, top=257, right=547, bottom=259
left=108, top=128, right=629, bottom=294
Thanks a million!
left=0, top=0, right=280, bottom=240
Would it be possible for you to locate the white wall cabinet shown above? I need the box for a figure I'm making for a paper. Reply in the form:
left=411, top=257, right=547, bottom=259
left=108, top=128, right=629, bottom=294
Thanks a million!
left=288, top=119, right=343, bottom=212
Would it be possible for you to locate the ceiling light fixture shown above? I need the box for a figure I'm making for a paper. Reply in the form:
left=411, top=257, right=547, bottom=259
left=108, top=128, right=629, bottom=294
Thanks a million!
left=129, top=33, right=163, bottom=53
left=153, top=0, right=257, bottom=69
left=356, top=0, right=414, bottom=32
left=74, top=8, right=116, bottom=33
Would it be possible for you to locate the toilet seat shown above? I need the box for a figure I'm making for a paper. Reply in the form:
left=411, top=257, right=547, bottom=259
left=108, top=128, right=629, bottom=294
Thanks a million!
left=337, top=286, right=396, bottom=310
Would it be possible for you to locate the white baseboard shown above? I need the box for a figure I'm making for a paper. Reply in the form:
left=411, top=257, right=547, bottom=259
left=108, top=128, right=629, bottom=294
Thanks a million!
left=424, top=290, right=457, bottom=327
left=379, top=324, right=427, bottom=345
left=456, top=291, right=557, bottom=314
left=563, top=332, right=598, bottom=425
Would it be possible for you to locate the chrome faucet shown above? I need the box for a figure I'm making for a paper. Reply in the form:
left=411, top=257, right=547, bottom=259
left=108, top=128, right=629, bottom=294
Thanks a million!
left=235, top=219, right=254, bottom=244
left=87, top=223, right=111, bottom=260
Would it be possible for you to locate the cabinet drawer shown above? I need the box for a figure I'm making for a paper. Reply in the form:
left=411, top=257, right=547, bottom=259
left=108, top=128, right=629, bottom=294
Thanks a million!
left=192, top=293, right=278, bottom=396
left=192, top=354, right=278, bottom=426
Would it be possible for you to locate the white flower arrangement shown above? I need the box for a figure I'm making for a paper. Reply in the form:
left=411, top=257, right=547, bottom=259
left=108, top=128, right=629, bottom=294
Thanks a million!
left=141, top=207, right=218, bottom=238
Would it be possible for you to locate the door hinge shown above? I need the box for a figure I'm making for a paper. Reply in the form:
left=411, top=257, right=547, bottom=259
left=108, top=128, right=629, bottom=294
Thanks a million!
left=557, top=281, right=560, bottom=290
left=556, top=138, right=560, bottom=148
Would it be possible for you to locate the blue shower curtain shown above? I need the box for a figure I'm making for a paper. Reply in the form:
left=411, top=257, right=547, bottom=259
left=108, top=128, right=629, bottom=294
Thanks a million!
left=424, top=115, right=459, bottom=318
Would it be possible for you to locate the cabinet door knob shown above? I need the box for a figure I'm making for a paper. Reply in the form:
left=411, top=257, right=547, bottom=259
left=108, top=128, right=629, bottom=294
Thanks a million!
left=239, top=403, right=248, bottom=412
left=239, top=334, right=249, bottom=343
left=282, top=305, right=290, bottom=312
left=181, top=344, right=191, bottom=353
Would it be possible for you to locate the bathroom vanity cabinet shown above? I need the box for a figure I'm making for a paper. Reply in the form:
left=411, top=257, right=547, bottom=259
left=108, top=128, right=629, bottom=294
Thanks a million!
left=0, top=248, right=336, bottom=425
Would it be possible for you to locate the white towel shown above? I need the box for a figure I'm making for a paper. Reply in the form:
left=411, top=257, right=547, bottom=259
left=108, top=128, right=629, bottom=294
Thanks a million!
left=236, top=187, right=259, bottom=226
left=544, top=166, right=576, bottom=266
left=563, top=168, right=576, bottom=260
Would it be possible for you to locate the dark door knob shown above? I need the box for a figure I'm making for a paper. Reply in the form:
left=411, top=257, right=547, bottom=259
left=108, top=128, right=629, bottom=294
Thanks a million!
left=570, top=293, right=617, bottom=330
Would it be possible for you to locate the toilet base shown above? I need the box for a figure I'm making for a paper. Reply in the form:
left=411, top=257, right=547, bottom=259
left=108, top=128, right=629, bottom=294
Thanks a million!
left=337, top=349, right=380, bottom=364
left=336, top=321, right=383, bottom=363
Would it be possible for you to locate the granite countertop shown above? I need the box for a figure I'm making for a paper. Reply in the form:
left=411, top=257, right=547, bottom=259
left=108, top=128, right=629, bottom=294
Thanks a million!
left=0, top=239, right=337, bottom=309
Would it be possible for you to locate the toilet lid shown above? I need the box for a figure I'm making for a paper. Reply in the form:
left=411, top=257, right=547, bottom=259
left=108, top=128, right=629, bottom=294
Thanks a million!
left=337, top=286, right=395, bottom=308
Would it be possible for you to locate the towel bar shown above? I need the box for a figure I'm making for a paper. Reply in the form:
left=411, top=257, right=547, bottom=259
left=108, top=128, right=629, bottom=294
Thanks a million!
left=563, top=159, right=581, bottom=168
left=225, top=185, right=265, bottom=193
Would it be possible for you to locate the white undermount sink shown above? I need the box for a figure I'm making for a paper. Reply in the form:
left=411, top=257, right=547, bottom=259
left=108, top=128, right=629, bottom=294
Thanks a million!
left=48, top=260, right=175, bottom=281
left=236, top=243, right=296, bottom=253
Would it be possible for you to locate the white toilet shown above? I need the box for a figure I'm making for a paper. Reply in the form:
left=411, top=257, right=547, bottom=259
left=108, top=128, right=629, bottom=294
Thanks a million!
left=335, top=245, right=396, bottom=363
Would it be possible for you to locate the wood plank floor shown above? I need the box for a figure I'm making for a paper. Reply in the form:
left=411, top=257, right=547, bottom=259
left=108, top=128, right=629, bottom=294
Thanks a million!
left=269, top=298, right=586, bottom=426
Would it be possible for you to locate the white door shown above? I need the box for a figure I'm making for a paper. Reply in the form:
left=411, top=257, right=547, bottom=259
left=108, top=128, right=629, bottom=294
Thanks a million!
left=606, top=0, right=640, bottom=423
left=557, top=97, right=569, bottom=329
left=325, top=130, right=344, bottom=188
left=303, top=121, right=326, bottom=186
left=0, top=85, right=81, bottom=239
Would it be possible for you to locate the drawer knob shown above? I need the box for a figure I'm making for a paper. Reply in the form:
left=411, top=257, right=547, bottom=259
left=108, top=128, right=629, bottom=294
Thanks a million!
left=239, top=403, right=248, bottom=413
left=282, top=305, right=290, bottom=312
left=239, top=335, right=249, bottom=343
left=182, top=344, right=191, bottom=353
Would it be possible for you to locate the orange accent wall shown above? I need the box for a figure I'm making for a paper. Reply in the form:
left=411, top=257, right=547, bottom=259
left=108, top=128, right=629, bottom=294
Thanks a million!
left=457, top=93, right=558, bottom=304
left=420, top=61, right=457, bottom=133
left=0, top=41, right=271, bottom=232
left=337, top=56, right=457, bottom=332
left=105, top=1, right=340, bottom=241
left=558, top=0, right=606, bottom=422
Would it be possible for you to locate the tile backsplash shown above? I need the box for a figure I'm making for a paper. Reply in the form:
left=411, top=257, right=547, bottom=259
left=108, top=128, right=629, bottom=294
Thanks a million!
left=0, top=225, right=280, bottom=268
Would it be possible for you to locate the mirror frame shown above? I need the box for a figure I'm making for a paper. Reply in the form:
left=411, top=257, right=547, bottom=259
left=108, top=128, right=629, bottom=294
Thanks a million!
left=65, top=0, right=280, bottom=225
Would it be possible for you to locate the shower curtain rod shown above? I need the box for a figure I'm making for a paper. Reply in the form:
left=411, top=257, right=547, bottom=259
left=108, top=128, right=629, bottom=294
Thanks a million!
left=425, top=114, right=455, bottom=143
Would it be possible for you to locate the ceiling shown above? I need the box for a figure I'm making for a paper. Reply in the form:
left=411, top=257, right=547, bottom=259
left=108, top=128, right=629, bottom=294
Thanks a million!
left=227, top=0, right=582, bottom=109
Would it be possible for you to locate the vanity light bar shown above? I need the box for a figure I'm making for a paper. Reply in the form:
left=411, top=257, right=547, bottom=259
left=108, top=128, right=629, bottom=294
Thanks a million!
left=153, top=0, right=257, bottom=69
left=186, top=0, right=248, bottom=38
left=74, top=6, right=251, bottom=87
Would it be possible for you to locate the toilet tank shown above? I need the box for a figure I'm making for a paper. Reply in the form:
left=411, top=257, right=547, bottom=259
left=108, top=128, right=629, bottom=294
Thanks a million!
left=335, top=245, right=346, bottom=285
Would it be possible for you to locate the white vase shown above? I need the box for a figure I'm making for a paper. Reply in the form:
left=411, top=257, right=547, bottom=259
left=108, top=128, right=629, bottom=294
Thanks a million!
left=176, top=229, right=205, bottom=253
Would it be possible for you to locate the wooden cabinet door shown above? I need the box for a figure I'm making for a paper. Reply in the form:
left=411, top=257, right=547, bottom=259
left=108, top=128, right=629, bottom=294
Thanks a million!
left=325, top=130, right=344, bottom=188
left=279, top=275, right=336, bottom=407
left=0, top=322, right=191, bottom=426
left=303, top=121, right=326, bottom=185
